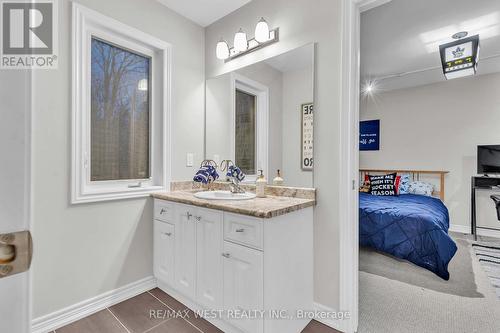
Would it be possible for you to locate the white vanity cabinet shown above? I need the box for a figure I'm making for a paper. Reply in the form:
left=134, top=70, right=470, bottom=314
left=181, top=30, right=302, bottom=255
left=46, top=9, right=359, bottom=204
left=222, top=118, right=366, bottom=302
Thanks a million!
left=153, top=220, right=175, bottom=286
left=153, top=201, right=175, bottom=286
left=223, top=240, right=264, bottom=333
left=195, top=207, right=224, bottom=309
left=153, top=198, right=313, bottom=333
left=154, top=201, right=224, bottom=306
left=172, top=204, right=198, bottom=299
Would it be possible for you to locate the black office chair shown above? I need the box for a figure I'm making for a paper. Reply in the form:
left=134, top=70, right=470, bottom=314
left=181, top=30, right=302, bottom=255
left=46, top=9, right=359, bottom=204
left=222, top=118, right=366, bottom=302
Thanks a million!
left=491, top=195, right=500, bottom=220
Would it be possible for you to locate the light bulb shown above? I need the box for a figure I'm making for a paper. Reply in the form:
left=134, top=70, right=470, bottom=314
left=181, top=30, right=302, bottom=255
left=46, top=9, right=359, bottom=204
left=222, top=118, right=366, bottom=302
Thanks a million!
left=363, top=81, right=375, bottom=94
left=216, top=39, right=230, bottom=60
left=255, top=17, right=270, bottom=43
left=234, top=28, right=248, bottom=52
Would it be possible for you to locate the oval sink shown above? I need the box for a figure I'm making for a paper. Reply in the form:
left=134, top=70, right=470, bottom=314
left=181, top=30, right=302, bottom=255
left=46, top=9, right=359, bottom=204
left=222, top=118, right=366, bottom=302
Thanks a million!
left=194, top=190, right=256, bottom=201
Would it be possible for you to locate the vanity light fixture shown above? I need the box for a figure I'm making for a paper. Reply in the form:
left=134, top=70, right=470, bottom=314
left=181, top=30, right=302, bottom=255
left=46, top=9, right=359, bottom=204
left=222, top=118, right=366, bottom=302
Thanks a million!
left=216, top=39, right=230, bottom=60
left=234, top=28, right=248, bottom=52
left=255, top=17, right=270, bottom=43
left=215, top=17, right=280, bottom=62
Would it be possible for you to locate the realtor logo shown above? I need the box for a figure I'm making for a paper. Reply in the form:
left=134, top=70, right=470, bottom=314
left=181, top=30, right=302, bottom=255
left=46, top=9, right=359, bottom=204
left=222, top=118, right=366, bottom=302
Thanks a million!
left=1, top=0, right=58, bottom=69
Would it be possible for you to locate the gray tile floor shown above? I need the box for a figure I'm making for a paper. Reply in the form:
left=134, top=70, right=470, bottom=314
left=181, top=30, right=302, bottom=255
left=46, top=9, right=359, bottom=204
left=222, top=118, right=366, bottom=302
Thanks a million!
left=54, top=288, right=339, bottom=333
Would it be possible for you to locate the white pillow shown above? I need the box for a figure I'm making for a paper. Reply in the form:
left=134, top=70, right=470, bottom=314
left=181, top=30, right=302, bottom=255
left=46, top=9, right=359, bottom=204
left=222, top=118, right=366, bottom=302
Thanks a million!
left=408, top=181, right=434, bottom=196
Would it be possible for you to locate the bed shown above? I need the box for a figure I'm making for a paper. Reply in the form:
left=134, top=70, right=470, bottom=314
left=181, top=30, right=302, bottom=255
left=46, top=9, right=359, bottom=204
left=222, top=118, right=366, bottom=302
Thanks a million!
left=359, top=169, right=457, bottom=280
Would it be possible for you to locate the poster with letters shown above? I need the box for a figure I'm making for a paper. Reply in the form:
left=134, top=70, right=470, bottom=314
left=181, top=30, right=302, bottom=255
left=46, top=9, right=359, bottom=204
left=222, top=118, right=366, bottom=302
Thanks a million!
left=360, top=120, right=380, bottom=151
left=301, top=103, right=314, bottom=170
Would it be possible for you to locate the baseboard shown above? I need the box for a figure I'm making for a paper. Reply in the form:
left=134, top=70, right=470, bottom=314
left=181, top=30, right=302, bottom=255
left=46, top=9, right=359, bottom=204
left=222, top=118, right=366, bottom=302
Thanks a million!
left=449, top=224, right=500, bottom=239
left=31, top=276, right=157, bottom=333
left=477, top=227, right=500, bottom=239
left=449, top=224, right=471, bottom=234
left=313, top=302, right=350, bottom=333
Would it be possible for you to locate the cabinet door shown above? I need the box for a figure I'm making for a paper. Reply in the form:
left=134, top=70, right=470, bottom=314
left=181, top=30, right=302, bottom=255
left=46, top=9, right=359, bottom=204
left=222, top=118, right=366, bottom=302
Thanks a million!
left=174, top=204, right=197, bottom=299
left=223, top=241, right=264, bottom=333
left=154, top=220, right=175, bottom=285
left=196, top=208, right=223, bottom=309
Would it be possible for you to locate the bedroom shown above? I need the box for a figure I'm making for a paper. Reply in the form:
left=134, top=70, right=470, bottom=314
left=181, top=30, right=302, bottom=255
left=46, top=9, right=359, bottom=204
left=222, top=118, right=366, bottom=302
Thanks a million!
left=358, top=0, right=500, bottom=332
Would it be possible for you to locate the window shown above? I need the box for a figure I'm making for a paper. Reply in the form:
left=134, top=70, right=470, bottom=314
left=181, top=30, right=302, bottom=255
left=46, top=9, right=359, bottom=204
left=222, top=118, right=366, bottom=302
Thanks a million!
left=90, top=38, right=151, bottom=182
left=72, top=4, right=171, bottom=203
left=231, top=74, right=269, bottom=182
left=235, top=89, right=256, bottom=175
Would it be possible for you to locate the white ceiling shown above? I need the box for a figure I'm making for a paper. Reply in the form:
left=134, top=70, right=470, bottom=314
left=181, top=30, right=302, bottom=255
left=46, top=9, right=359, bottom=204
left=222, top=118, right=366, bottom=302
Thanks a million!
left=361, top=0, right=500, bottom=91
left=156, top=0, right=252, bottom=27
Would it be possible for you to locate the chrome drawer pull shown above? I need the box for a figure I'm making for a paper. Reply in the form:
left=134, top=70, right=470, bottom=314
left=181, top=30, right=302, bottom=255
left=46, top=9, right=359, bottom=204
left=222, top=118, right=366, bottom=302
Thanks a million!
left=221, top=253, right=231, bottom=258
left=235, top=228, right=245, bottom=233
left=186, top=212, right=192, bottom=219
left=160, top=208, right=167, bottom=214
left=195, top=216, right=201, bottom=222
left=163, top=232, right=172, bottom=237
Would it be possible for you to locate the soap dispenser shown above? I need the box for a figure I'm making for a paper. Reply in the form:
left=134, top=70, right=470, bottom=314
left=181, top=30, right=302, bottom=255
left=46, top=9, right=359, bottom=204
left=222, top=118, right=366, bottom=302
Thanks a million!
left=256, top=170, right=267, bottom=198
left=273, top=169, right=284, bottom=186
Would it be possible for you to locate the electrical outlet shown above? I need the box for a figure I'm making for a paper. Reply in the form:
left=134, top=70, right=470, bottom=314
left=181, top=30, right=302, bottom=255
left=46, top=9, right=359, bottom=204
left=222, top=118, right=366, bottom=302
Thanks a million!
left=186, top=153, right=194, bottom=167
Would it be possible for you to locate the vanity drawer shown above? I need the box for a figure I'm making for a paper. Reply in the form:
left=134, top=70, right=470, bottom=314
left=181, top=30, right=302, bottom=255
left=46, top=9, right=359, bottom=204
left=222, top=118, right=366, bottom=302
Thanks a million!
left=154, top=200, right=174, bottom=222
left=224, top=213, right=263, bottom=250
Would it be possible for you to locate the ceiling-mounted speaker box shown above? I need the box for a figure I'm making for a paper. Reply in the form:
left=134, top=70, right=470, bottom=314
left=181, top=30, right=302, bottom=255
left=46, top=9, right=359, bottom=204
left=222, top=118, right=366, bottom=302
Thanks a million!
left=440, top=35, right=480, bottom=80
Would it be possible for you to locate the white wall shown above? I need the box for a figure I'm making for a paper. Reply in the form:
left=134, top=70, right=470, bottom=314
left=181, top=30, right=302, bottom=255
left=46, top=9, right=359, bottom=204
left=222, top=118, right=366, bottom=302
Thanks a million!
left=206, top=0, right=343, bottom=309
left=31, top=0, right=205, bottom=318
left=205, top=73, right=232, bottom=163
left=360, top=72, right=500, bottom=229
left=282, top=67, right=314, bottom=187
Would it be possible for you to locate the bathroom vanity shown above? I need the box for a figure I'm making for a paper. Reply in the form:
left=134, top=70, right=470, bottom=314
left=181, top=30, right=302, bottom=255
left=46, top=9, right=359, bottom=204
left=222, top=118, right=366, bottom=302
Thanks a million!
left=152, top=186, right=315, bottom=333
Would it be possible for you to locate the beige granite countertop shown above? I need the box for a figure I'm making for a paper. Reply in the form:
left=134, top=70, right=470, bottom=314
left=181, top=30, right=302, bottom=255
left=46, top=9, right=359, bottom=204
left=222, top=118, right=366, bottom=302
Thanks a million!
left=152, top=190, right=315, bottom=219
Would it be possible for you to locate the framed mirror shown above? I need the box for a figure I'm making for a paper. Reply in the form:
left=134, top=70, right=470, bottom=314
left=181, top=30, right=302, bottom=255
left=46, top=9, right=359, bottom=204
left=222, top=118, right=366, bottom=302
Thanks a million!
left=205, top=43, right=315, bottom=187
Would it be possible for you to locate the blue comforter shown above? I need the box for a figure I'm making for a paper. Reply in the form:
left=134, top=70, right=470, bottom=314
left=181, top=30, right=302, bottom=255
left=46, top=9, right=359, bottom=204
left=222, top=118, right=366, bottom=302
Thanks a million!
left=359, top=193, right=457, bottom=280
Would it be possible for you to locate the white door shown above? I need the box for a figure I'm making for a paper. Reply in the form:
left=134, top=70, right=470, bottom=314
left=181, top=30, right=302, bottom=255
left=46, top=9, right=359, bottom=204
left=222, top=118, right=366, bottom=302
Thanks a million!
left=154, top=220, right=175, bottom=286
left=0, top=71, right=32, bottom=332
left=174, top=204, right=197, bottom=299
left=223, top=241, right=264, bottom=333
left=196, top=208, right=223, bottom=308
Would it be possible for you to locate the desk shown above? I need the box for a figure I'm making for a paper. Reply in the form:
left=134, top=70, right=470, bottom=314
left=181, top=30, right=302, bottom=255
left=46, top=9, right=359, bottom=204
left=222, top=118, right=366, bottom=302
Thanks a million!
left=471, top=176, right=500, bottom=240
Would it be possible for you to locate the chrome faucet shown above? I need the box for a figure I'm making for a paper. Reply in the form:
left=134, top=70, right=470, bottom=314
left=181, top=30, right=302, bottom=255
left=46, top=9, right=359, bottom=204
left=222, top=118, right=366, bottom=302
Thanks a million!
left=228, top=177, right=245, bottom=194
left=221, top=159, right=245, bottom=194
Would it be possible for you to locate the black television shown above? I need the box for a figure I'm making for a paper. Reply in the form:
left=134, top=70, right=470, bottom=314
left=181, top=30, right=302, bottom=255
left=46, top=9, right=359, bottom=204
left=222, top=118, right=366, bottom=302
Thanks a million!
left=478, top=145, right=500, bottom=175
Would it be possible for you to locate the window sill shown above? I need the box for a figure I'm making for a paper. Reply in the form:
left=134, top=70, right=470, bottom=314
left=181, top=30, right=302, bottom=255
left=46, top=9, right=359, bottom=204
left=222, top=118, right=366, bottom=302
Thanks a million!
left=71, top=185, right=166, bottom=204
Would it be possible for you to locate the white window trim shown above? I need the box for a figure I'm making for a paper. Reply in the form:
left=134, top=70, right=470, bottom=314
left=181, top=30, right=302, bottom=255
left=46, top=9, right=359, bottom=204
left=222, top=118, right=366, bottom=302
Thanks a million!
left=71, top=3, right=171, bottom=204
left=230, top=73, right=269, bottom=183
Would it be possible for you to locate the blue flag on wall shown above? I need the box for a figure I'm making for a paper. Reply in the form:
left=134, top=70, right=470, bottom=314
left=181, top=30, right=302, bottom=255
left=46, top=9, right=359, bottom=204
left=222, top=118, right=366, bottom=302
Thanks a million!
left=360, top=120, right=380, bottom=151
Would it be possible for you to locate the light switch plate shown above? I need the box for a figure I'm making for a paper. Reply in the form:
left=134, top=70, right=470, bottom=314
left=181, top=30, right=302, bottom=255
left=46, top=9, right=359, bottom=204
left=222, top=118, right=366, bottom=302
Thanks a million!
left=186, top=153, right=194, bottom=167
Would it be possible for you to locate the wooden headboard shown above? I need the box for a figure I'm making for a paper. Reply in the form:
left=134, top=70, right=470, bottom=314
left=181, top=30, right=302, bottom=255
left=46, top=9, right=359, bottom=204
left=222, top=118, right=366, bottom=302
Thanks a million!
left=359, top=169, right=449, bottom=201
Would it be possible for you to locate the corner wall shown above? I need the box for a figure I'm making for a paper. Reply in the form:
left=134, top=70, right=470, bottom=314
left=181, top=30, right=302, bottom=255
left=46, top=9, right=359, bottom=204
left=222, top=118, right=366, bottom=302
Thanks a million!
left=205, top=0, right=343, bottom=309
